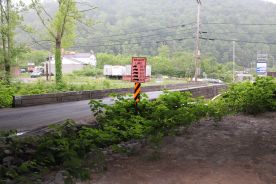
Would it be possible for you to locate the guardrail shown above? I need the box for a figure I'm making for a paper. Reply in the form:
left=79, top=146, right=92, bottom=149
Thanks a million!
left=13, top=82, right=226, bottom=107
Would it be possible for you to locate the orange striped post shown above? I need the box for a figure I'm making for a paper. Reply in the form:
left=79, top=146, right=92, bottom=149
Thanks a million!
left=134, top=82, right=141, bottom=112
left=131, top=57, right=146, bottom=113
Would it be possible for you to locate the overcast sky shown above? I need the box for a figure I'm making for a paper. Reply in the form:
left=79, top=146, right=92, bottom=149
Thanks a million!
left=18, top=0, right=276, bottom=4
left=263, top=0, right=276, bottom=3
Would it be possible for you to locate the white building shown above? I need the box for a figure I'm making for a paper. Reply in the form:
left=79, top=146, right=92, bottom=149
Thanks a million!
left=46, top=52, right=97, bottom=75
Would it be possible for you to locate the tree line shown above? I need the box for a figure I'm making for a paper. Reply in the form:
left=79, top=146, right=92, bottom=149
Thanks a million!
left=1, top=0, right=276, bottom=85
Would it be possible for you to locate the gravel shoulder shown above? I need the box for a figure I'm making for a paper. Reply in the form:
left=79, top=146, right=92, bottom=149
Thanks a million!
left=86, top=112, right=276, bottom=184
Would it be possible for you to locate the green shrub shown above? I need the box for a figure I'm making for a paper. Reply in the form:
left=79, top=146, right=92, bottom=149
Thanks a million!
left=221, top=77, right=276, bottom=114
left=0, top=81, right=14, bottom=108
left=91, top=92, right=209, bottom=143
left=0, top=120, right=106, bottom=183
left=207, top=99, right=229, bottom=122
left=1, top=81, right=275, bottom=182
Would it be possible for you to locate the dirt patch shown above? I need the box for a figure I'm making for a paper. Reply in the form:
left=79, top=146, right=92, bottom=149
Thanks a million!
left=82, top=112, right=276, bottom=184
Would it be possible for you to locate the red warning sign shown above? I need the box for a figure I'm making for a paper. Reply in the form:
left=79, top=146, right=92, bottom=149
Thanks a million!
left=131, top=57, right=147, bottom=83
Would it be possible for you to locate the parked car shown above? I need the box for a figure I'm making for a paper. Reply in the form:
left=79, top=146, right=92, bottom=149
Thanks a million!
left=20, top=68, right=27, bottom=73
left=30, top=71, right=43, bottom=78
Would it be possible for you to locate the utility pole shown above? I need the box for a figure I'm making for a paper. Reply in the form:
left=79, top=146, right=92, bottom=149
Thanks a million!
left=48, top=52, right=52, bottom=80
left=194, top=0, right=201, bottom=82
left=232, top=41, right=235, bottom=82
left=273, top=56, right=275, bottom=68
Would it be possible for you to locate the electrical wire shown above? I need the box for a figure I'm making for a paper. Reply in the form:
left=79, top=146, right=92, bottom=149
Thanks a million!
left=200, top=31, right=276, bottom=35
left=85, top=28, right=195, bottom=46
left=72, top=36, right=195, bottom=48
left=200, top=37, right=276, bottom=45
left=89, top=22, right=196, bottom=39
left=202, top=22, right=276, bottom=26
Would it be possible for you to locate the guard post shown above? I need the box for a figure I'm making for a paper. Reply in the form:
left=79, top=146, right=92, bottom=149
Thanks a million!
left=131, top=57, right=147, bottom=112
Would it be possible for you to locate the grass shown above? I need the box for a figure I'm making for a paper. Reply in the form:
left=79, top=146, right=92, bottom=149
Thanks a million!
left=12, top=75, right=190, bottom=96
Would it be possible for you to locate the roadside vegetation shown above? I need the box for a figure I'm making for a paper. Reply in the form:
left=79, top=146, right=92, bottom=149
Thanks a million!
left=0, top=77, right=186, bottom=108
left=0, top=65, right=189, bottom=108
left=0, top=45, right=238, bottom=108
left=96, top=49, right=238, bottom=81
left=0, top=77, right=275, bottom=183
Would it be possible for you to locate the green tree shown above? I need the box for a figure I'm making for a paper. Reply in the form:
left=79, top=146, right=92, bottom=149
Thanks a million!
left=30, top=0, right=94, bottom=85
left=158, top=45, right=170, bottom=58
left=0, top=0, right=22, bottom=83
left=19, top=50, right=49, bottom=66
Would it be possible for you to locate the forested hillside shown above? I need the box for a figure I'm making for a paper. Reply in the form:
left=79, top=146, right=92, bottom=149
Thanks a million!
left=19, top=0, right=276, bottom=68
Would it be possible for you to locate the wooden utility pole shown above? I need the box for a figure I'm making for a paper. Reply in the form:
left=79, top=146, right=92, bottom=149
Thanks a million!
left=194, top=0, right=201, bottom=82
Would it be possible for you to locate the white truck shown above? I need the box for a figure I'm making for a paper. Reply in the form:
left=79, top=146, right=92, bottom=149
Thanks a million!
left=104, top=65, right=151, bottom=78
left=103, top=65, right=127, bottom=78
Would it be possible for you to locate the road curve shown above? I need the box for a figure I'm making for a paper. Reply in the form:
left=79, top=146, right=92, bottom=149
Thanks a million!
left=0, top=85, right=212, bottom=131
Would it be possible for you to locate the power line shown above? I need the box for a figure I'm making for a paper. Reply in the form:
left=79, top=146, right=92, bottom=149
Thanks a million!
left=202, top=22, right=276, bottom=26
left=85, top=28, right=195, bottom=45
left=90, top=22, right=196, bottom=39
left=75, top=27, right=196, bottom=47
left=201, top=31, right=276, bottom=35
left=200, top=37, right=276, bottom=45
left=72, top=36, right=194, bottom=48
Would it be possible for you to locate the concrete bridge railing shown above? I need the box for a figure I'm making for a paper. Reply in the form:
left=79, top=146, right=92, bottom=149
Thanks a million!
left=13, top=83, right=227, bottom=108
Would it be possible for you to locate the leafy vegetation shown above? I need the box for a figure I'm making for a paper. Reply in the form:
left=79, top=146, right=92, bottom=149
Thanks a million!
left=30, top=0, right=94, bottom=85
left=0, top=79, right=111, bottom=108
left=96, top=49, right=237, bottom=80
left=72, top=66, right=102, bottom=77
left=0, top=91, right=216, bottom=183
left=85, top=0, right=276, bottom=69
left=0, top=71, right=189, bottom=108
left=0, top=78, right=275, bottom=182
left=19, top=50, right=49, bottom=67
left=219, top=77, right=276, bottom=115
left=0, top=0, right=24, bottom=84
left=0, top=121, right=106, bottom=183
left=0, top=81, right=13, bottom=108
left=17, top=0, right=276, bottom=68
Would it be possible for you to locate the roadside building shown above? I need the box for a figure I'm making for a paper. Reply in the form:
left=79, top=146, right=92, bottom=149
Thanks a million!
left=45, top=51, right=97, bottom=75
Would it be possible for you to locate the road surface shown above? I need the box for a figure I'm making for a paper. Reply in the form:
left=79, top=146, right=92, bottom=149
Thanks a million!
left=0, top=90, right=169, bottom=131
left=0, top=84, right=216, bottom=131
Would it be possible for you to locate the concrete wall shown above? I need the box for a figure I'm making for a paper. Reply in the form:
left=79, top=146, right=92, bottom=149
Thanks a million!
left=13, top=83, right=227, bottom=108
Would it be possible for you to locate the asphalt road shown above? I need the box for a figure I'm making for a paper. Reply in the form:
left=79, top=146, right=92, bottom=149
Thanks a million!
left=0, top=90, right=167, bottom=131
left=0, top=84, right=215, bottom=131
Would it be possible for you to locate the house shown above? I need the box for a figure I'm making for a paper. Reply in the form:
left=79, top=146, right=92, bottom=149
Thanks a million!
left=45, top=51, right=97, bottom=75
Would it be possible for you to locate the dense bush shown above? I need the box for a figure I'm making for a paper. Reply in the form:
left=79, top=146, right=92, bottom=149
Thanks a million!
left=220, top=77, right=276, bottom=114
left=1, top=78, right=275, bottom=182
left=0, top=121, right=107, bottom=183
left=0, top=91, right=214, bottom=183
left=0, top=81, right=15, bottom=108
left=91, top=92, right=211, bottom=143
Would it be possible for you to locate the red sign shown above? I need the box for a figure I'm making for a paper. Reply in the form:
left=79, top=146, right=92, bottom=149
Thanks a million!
left=131, top=57, right=147, bottom=83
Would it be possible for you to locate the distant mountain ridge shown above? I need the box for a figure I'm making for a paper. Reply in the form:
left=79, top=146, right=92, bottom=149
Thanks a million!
left=19, top=0, right=276, bottom=66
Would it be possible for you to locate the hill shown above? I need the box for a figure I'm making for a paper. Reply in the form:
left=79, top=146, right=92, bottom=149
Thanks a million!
left=18, top=0, right=276, bottom=67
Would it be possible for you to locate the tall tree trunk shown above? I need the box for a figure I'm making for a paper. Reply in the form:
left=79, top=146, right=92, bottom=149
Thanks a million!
left=55, top=37, right=62, bottom=85
left=5, top=0, right=11, bottom=84
left=0, top=0, right=10, bottom=84
left=3, top=39, right=10, bottom=84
